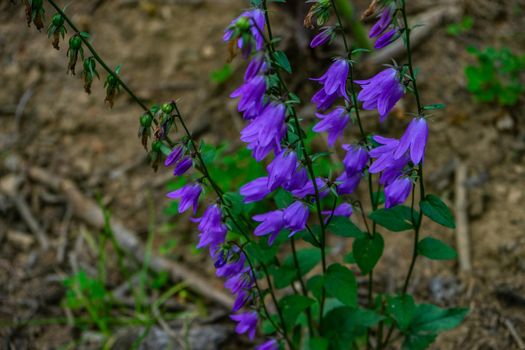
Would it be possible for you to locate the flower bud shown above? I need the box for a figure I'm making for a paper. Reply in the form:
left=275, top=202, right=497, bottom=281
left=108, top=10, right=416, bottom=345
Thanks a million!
left=152, top=141, right=163, bottom=153
left=69, top=36, right=82, bottom=50
left=52, top=13, right=65, bottom=27
left=235, top=16, right=251, bottom=32
left=161, top=103, right=174, bottom=114
left=140, top=114, right=153, bottom=128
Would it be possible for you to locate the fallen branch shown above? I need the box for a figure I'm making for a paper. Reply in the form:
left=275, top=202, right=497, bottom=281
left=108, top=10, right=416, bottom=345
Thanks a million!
left=455, top=160, right=471, bottom=272
left=26, top=166, right=235, bottom=309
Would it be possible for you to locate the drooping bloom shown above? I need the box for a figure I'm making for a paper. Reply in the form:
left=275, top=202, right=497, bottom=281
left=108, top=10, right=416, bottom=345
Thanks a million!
left=394, top=117, right=429, bottom=165
left=256, top=339, right=279, bottom=350
left=224, top=268, right=253, bottom=294
left=230, top=75, right=267, bottom=120
left=173, top=156, right=192, bottom=176
left=283, top=167, right=309, bottom=192
left=267, top=150, right=298, bottom=191
left=283, top=201, right=309, bottom=235
left=216, top=250, right=246, bottom=278
left=311, top=87, right=339, bottom=111
left=253, top=209, right=286, bottom=245
left=374, top=28, right=398, bottom=49
left=192, top=205, right=227, bottom=251
left=369, top=135, right=400, bottom=174
left=355, top=68, right=404, bottom=121
left=313, top=107, right=350, bottom=146
left=240, top=102, right=287, bottom=161
left=244, top=54, right=267, bottom=81
left=240, top=177, right=272, bottom=203
left=369, top=5, right=394, bottom=38
left=336, top=172, right=362, bottom=195
left=384, top=176, right=412, bottom=208
left=232, top=289, right=252, bottom=312
left=291, top=178, right=330, bottom=199
left=310, top=26, right=334, bottom=48
left=230, top=311, right=258, bottom=340
left=166, top=183, right=202, bottom=214
left=312, top=59, right=350, bottom=100
left=342, top=144, right=369, bottom=175
left=164, top=145, right=185, bottom=167
left=223, top=9, right=266, bottom=57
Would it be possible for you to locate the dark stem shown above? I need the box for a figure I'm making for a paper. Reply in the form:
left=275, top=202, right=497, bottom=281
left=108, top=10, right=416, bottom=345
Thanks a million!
left=291, top=236, right=315, bottom=337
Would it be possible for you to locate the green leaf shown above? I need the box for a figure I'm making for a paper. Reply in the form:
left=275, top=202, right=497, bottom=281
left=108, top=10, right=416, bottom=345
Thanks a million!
left=402, top=333, right=437, bottom=350
left=423, top=103, right=446, bottom=110
left=278, top=295, right=315, bottom=330
left=322, top=307, right=383, bottom=350
left=324, top=264, right=357, bottom=307
left=369, top=206, right=415, bottom=232
left=418, top=237, right=457, bottom=260
left=353, top=233, right=384, bottom=274
left=306, top=337, right=329, bottom=350
left=327, top=216, right=365, bottom=238
left=209, top=64, right=233, bottom=84
left=273, top=50, right=292, bottom=73
left=411, top=304, right=468, bottom=333
left=306, top=275, right=324, bottom=301
left=271, top=248, right=321, bottom=289
left=387, top=294, right=416, bottom=332
left=420, top=194, right=456, bottom=228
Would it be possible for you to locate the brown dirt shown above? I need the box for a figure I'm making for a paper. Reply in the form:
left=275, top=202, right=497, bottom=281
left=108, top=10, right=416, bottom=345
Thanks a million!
left=0, top=0, right=524, bottom=349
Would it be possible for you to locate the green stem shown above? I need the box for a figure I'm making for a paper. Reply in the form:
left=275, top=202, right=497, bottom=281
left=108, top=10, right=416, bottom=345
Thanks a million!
left=333, top=0, right=372, bottom=50
left=291, top=236, right=315, bottom=337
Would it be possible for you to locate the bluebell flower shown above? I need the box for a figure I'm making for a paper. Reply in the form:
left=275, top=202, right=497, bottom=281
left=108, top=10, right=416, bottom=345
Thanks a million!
left=374, top=28, right=398, bottom=49
left=384, top=176, right=412, bottom=208
left=230, top=311, right=258, bottom=340
left=244, top=54, right=267, bottom=81
left=241, top=102, right=287, bottom=161
left=216, top=249, right=246, bottom=278
left=356, top=68, right=404, bottom=121
left=283, top=167, right=309, bottom=192
left=342, top=144, right=369, bottom=175
left=291, top=177, right=330, bottom=199
left=283, top=201, right=309, bottom=235
left=223, top=9, right=266, bottom=58
left=322, top=202, right=353, bottom=219
left=311, top=87, right=339, bottom=111
left=369, top=135, right=400, bottom=174
left=232, top=289, right=252, bottom=312
left=312, top=59, right=350, bottom=100
left=192, top=205, right=227, bottom=252
left=173, top=156, right=192, bottom=176
left=230, top=75, right=267, bottom=120
left=240, top=176, right=272, bottom=203
left=253, top=209, right=286, bottom=245
left=336, top=172, right=362, bottom=195
left=164, top=145, right=184, bottom=167
left=369, top=5, right=394, bottom=38
left=394, top=117, right=428, bottom=165
left=313, top=107, right=350, bottom=146
left=166, top=183, right=202, bottom=214
left=310, top=26, right=334, bottom=48
left=256, top=339, right=279, bottom=350
left=267, top=150, right=298, bottom=191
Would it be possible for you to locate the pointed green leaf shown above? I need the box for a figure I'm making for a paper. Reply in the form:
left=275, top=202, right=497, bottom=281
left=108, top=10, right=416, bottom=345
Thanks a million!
left=418, top=237, right=457, bottom=260
left=420, top=194, right=456, bottom=228
left=324, top=263, right=357, bottom=307
left=353, top=233, right=384, bottom=274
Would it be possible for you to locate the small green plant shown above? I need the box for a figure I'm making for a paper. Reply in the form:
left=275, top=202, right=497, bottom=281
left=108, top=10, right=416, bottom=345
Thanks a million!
left=465, top=46, right=525, bottom=106
left=446, top=16, right=473, bottom=36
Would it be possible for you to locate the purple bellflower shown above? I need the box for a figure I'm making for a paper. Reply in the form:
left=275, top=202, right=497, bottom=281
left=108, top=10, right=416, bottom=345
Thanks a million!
left=253, top=209, right=286, bottom=245
left=283, top=201, right=309, bottom=235
left=336, top=172, right=362, bottom=195
left=256, top=339, right=279, bottom=350
left=369, top=5, right=394, bottom=38
left=385, top=176, right=412, bottom=208
left=283, top=167, right=309, bottom=192
left=244, top=54, right=267, bottom=81
left=216, top=250, right=246, bottom=278
left=223, top=9, right=265, bottom=58
left=231, top=311, right=258, bottom=340
left=240, top=102, right=287, bottom=161
left=311, top=87, right=340, bottom=111
left=394, top=117, right=429, bottom=165
left=240, top=176, right=272, bottom=203
left=230, top=75, right=267, bottom=120
left=267, top=150, right=298, bottom=191
left=291, top=177, right=330, bottom=199
left=192, top=205, right=227, bottom=252
left=164, top=145, right=184, bottom=167
left=313, top=107, right=350, bottom=146
left=369, top=135, right=400, bottom=174
left=374, top=28, right=399, bottom=49
left=322, top=202, right=353, bottom=223
left=342, top=144, right=369, bottom=175
left=173, top=156, right=192, bottom=176
left=166, top=183, right=202, bottom=214
left=312, top=59, right=350, bottom=101
left=310, top=26, right=334, bottom=48
left=355, top=68, right=404, bottom=121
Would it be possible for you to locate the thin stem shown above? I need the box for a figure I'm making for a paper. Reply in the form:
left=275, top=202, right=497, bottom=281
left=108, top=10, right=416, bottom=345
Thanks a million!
left=291, top=236, right=314, bottom=337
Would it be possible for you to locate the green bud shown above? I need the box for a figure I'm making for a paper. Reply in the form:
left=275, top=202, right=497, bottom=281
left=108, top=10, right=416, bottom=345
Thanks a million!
left=152, top=141, right=163, bottom=152
left=52, top=13, right=64, bottom=27
left=161, top=103, right=174, bottom=114
left=236, top=16, right=251, bottom=32
left=69, top=36, right=82, bottom=50
left=140, top=114, right=152, bottom=128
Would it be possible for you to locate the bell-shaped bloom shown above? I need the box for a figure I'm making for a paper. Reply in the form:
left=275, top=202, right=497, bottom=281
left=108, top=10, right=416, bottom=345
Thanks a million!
left=164, top=145, right=184, bottom=167
left=166, top=183, right=202, bottom=214
left=384, top=176, right=412, bottom=208
left=356, top=68, right=404, bottom=121
left=232, top=289, right=252, bottom=312
left=342, top=144, right=369, bottom=175
left=173, top=156, right=192, bottom=176
left=379, top=155, right=409, bottom=186
left=230, top=75, right=267, bottom=120
left=244, top=54, right=267, bottom=81
left=223, top=9, right=265, bottom=57
left=256, top=339, right=279, bottom=350
left=216, top=252, right=246, bottom=279
left=369, top=5, right=394, bottom=38
left=310, top=27, right=334, bottom=48
left=267, top=150, right=298, bottom=191
left=336, top=172, right=362, bottom=195
left=283, top=201, right=309, bottom=235
left=253, top=210, right=286, bottom=245
left=322, top=202, right=353, bottom=224
left=240, top=177, right=272, bottom=203
left=374, top=28, right=398, bottom=49
left=231, top=311, right=258, bottom=340
left=313, top=107, right=350, bottom=146
left=369, top=135, right=400, bottom=174
left=283, top=167, right=309, bottom=192
left=224, top=268, right=253, bottom=295
left=311, top=87, right=339, bottom=111
left=240, top=103, right=287, bottom=161
left=394, top=117, right=429, bottom=165
left=192, top=205, right=227, bottom=251
left=312, top=59, right=350, bottom=100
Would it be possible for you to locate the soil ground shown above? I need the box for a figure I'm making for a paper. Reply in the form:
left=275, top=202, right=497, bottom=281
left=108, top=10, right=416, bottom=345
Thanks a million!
left=0, top=0, right=524, bottom=349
